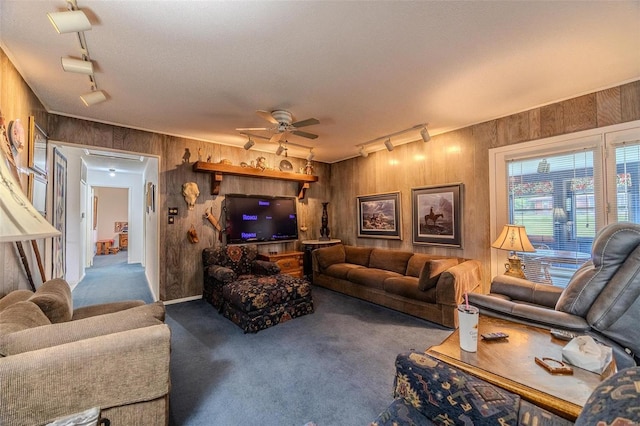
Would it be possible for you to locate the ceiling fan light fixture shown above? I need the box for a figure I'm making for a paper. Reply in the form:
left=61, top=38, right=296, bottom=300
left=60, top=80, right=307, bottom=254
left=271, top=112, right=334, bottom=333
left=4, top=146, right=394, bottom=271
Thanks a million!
left=421, top=126, right=431, bottom=142
left=384, top=139, right=394, bottom=151
left=80, top=89, right=107, bottom=106
left=47, top=9, right=92, bottom=34
left=243, top=138, right=255, bottom=150
left=61, top=57, right=94, bottom=75
left=275, top=144, right=285, bottom=156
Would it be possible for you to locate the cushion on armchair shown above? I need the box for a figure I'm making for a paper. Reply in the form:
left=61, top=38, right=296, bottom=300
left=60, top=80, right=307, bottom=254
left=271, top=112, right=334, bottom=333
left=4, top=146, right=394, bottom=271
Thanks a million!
left=0, top=301, right=52, bottom=336
left=28, top=278, right=73, bottom=323
left=253, top=260, right=281, bottom=275
left=0, top=290, right=34, bottom=312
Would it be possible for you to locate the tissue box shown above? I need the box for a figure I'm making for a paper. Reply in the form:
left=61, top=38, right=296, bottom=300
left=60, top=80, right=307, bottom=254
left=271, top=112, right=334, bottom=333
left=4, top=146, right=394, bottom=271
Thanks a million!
left=561, top=335, right=614, bottom=375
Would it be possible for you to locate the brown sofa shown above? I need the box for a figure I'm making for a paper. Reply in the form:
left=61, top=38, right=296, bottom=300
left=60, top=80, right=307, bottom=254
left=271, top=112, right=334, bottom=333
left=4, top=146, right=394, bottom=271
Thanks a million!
left=312, top=244, right=482, bottom=328
left=0, top=279, right=171, bottom=426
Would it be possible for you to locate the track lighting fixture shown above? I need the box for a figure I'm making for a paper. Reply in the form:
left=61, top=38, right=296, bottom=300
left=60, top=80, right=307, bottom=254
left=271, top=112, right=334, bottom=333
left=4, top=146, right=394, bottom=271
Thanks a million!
left=307, top=149, right=315, bottom=161
left=80, top=89, right=107, bottom=106
left=420, top=126, right=431, bottom=142
left=61, top=57, right=94, bottom=75
left=355, top=123, right=429, bottom=158
left=243, top=138, right=255, bottom=150
left=275, top=144, right=285, bottom=156
left=47, top=9, right=91, bottom=34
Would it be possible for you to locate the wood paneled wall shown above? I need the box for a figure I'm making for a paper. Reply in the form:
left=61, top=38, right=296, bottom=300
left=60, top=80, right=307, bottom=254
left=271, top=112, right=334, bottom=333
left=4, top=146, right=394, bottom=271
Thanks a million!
left=329, top=80, right=640, bottom=292
left=49, top=115, right=331, bottom=300
left=0, top=49, right=48, bottom=295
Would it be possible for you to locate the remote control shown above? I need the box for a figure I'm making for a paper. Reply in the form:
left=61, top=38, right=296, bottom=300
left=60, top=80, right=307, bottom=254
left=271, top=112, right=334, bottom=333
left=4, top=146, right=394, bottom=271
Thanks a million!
left=550, top=329, right=579, bottom=341
left=481, top=332, right=509, bottom=341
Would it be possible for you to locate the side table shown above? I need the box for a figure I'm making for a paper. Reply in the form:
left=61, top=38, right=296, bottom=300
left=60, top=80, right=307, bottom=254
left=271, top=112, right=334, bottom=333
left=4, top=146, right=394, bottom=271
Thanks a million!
left=301, top=239, right=341, bottom=280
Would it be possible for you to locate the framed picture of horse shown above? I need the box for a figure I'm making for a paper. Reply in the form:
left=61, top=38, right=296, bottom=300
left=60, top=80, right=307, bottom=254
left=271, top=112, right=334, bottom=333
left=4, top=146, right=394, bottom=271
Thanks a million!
left=411, top=183, right=463, bottom=247
left=356, top=191, right=402, bottom=239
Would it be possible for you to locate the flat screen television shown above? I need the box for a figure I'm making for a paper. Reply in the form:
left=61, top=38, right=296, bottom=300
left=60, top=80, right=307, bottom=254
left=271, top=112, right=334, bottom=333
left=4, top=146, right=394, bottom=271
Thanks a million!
left=224, top=194, right=299, bottom=244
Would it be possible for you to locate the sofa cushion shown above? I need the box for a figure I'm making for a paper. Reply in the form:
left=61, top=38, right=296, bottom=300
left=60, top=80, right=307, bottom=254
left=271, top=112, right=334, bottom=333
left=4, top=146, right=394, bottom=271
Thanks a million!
left=324, top=263, right=365, bottom=280
left=347, top=268, right=402, bottom=290
left=0, top=290, right=34, bottom=312
left=0, top=301, right=52, bottom=336
left=29, top=279, right=73, bottom=323
left=316, top=244, right=346, bottom=270
left=418, top=258, right=459, bottom=291
left=345, top=246, right=373, bottom=266
left=406, top=254, right=439, bottom=278
left=383, top=277, right=437, bottom=303
left=369, top=249, right=413, bottom=275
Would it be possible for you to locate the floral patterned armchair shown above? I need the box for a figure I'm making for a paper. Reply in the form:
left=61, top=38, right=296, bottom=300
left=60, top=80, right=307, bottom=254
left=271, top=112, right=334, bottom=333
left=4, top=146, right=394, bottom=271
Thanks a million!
left=202, top=245, right=280, bottom=310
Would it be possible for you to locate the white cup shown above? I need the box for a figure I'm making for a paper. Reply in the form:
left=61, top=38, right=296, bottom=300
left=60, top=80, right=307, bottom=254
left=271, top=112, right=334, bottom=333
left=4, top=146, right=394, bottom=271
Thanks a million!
left=458, top=305, right=479, bottom=352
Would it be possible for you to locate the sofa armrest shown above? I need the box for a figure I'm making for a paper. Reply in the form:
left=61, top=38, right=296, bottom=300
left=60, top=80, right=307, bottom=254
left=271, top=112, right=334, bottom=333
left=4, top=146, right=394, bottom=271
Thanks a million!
left=435, top=260, right=482, bottom=306
left=490, top=275, right=563, bottom=308
left=0, top=324, right=171, bottom=426
left=393, top=352, right=519, bottom=423
left=252, top=260, right=281, bottom=275
left=71, top=299, right=147, bottom=320
left=0, top=303, right=165, bottom=356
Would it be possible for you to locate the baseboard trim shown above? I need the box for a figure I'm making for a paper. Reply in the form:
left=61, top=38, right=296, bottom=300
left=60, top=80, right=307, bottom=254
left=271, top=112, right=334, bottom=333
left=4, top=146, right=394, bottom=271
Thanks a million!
left=163, top=295, right=202, bottom=305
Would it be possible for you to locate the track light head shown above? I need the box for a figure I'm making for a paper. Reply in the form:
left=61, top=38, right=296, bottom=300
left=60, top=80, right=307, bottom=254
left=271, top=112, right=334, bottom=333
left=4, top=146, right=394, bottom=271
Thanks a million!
left=307, top=150, right=315, bottom=161
left=80, top=89, right=107, bottom=106
left=359, top=147, right=369, bottom=158
left=47, top=9, right=92, bottom=34
left=61, top=57, right=94, bottom=75
left=384, top=139, right=394, bottom=151
left=108, top=168, right=116, bottom=177
left=275, top=144, right=285, bottom=156
left=243, top=138, right=255, bottom=150
left=420, top=126, right=431, bottom=142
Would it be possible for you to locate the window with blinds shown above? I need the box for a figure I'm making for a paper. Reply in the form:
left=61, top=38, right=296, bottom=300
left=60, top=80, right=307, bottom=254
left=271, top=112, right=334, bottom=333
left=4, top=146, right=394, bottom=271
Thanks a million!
left=490, top=122, right=640, bottom=287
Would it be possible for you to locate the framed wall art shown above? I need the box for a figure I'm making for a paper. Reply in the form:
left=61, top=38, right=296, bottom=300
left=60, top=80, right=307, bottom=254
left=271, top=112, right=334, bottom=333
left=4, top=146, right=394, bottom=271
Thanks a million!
left=52, top=148, right=67, bottom=279
left=356, top=191, right=402, bottom=239
left=27, top=171, right=47, bottom=216
left=411, top=183, right=463, bottom=247
left=28, top=116, right=48, bottom=175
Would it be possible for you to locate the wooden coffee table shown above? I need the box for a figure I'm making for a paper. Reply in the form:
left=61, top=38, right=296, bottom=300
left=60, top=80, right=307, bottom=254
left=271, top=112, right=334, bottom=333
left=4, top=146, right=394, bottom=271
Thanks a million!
left=426, top=316, right=604, bottom=421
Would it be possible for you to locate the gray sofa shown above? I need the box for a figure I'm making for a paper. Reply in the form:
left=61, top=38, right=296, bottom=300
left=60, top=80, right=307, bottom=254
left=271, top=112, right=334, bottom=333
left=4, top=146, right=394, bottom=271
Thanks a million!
left=469, top=222, right=640, bottom=368
left=0, top=278, right=171, bottom=426
left=312, top=244, right=482, bottom=328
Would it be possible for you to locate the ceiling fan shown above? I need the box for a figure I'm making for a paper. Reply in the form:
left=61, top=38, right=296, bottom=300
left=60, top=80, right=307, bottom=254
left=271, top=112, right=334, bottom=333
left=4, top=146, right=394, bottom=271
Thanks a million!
left=236, top=110, right=320, bottom=143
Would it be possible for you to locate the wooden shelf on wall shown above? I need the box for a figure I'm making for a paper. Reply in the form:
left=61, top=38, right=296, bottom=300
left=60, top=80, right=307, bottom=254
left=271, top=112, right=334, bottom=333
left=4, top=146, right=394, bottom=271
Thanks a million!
left=192, top=161, right=319, bottom=199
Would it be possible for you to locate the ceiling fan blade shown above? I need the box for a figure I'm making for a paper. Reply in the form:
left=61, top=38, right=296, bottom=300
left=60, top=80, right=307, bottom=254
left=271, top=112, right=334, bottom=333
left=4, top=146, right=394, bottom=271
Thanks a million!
left=292, top=130, right=318, bottom=140
left=256, top=110, right=278, bottom=124
left=236, top=127, right=271, bottom=131
left=291, top=118, right=319, bottom=128
left=270, top=132, right=286, bottom=143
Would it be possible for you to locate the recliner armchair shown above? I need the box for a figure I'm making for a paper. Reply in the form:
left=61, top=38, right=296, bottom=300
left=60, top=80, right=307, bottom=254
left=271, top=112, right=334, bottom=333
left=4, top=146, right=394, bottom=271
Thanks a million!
left=469, top=222, right=640, bottom=368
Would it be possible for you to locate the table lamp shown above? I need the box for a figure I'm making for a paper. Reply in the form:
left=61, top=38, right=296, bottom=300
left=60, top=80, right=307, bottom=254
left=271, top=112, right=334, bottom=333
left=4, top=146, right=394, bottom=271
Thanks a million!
left=491, top=224, right=535, bottom=279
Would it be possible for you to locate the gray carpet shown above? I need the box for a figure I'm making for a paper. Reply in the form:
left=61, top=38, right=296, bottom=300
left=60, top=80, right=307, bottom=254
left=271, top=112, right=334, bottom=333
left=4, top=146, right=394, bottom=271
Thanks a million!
left=72, top=251, right=154, bottom=307
left=166, top=288, right=452, bottom=426
left=72, top=256, right=453, bottom=426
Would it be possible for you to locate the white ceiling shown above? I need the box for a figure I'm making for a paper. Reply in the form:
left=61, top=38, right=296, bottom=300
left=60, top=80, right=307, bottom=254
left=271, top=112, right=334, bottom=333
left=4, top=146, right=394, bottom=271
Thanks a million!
left=1, top=1, right=639, bottom=164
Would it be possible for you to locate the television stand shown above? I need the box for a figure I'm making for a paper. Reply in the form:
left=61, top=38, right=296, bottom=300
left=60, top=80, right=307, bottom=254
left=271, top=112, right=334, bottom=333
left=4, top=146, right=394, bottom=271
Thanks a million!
left=258, top=251, right=304, bottom=278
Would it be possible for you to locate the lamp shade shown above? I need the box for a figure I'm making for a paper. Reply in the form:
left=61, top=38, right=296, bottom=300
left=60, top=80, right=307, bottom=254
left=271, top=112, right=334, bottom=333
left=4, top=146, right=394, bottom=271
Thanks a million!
left=47, top=10, right=92, bottom=34
left=0, top=147, right=60, bottom=242
left=491, top=224, right=535, bottom=253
